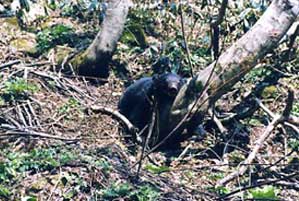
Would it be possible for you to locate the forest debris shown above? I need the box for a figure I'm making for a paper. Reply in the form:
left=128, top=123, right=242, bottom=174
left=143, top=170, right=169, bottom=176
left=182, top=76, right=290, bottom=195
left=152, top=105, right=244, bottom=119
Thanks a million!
left=216, top=88, right=295, bottom=186
left=0, top=124, right=80, bottom=142
left=208, top=108, right=227, bottom=134
left=0, top=60, right=21, bottom=70
left=255, top=97, right=299, bottom=134
left=87, top=105, right=140, bottom=143
left=219, top=172, right=299, bottom=200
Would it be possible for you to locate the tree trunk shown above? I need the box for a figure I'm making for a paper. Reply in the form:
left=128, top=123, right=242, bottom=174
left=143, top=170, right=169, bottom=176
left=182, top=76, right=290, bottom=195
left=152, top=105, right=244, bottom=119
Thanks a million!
left=167, top=0, right=299, bottom=135
left=71, top=0, right=132, bottom=78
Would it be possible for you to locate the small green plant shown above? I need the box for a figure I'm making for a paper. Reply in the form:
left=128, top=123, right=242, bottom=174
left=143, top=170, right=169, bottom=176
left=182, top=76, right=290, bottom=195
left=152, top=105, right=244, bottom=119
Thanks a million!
left=0, top=97, right=5, bottom=106
left=131, top=185, right=160, bottom=201
left=94, top=159, right=111, bottom=174
left=101, top=183, right=132, bottom=200
left=248, top=185, right=279, bottom=199
left=0, top=147, right=78, bottom=185
left=60, top=172, right=90, bottom=198
left=58, top=98, right=84, bottom=120
left=244, top=67, right=272, bottom=83
left=127, top=9, right=156, bottom=37
left=61, top=0, right=87, bottom=18
left=63, top=189, right=77, bottom=200
left=289, top=139, right=299, bottom=150
left=101, top=183, right=160, bottom=201
left=207, top=186, right=230, bottom=196
left=144, top=164, right=170, bottom=174
left=36, top=24, right=75, bottom=53
left=0, top=185, right=11, bottom=198
left=47, top=0, right=57, bottom=10
left=216, top=186, right=230, bottom=196
left=121, top=24, right=147, bottom=49
left=2, top=78, right=39, bottom=101
left=292, top=101, right=299, bottom=116
left=164, top=39, right=185, bottom=72
left=248, top=117, right=263, bottom=126
left=228, top=150, right=245, bottom=163
left=261, top=85, right=278, bottom=98
left=10, top=148, right=60, bottom=173
left=58, top=98, right=81, bottom=114
left=207, top=172, right=225, bottom=180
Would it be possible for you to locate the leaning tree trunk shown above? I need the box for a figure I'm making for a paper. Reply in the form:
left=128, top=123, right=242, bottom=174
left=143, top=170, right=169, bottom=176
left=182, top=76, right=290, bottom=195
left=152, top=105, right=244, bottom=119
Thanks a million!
left=71, top=0, right=132, bottom=78
left=165, top=0, right=299, bottom=140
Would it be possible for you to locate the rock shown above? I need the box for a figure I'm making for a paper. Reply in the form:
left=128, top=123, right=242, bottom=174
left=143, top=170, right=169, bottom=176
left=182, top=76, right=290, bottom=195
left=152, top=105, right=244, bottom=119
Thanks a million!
left=10, top=33, right=38, bottom=55
left=11, top=0, right=47, bottom=24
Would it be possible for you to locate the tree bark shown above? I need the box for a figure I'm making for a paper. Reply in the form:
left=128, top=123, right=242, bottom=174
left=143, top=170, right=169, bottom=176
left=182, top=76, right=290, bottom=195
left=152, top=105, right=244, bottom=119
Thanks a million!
left=71, top=0, right=132, bottom=78
left=168, top=0, right=299, bottom=135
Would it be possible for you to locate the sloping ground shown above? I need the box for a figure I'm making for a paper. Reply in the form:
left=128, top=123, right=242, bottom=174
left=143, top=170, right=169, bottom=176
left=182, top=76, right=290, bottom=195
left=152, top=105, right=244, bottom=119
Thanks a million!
left=1, top=40, right=299, bottom=201
left=1, top=2, right=299, bottom=200
left=0, top=55, right=215, bottom=200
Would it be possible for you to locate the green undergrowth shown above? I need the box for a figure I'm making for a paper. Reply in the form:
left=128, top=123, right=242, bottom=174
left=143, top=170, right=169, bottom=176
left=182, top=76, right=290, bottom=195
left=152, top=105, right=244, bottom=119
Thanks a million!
left=0, top=78, right=39, bottom=102
left=101, top=183, right=160, bottom=201
left=0, top=145, right=160, bottom=200
left=0, top=145, right=106, bottom=199
left=36, top=24, right=76, bottom=53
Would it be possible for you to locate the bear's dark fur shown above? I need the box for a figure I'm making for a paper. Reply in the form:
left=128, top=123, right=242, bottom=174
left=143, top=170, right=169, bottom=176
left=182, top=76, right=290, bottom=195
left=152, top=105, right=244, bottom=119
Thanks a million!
left=118, top=73, right=184, bottom=147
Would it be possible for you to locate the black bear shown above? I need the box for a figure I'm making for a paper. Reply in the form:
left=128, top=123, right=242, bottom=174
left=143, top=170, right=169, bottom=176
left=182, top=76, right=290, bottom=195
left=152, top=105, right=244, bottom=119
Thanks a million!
left=118, top=73, right=185, bottom=147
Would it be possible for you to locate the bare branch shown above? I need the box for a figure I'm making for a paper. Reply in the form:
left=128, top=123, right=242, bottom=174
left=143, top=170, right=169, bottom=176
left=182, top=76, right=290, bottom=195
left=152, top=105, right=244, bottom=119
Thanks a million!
left=216, top=88, right=295, bottom=186
left=87, top=105, right=139, bottom=141
left=168, top=0, right=299, bottom=138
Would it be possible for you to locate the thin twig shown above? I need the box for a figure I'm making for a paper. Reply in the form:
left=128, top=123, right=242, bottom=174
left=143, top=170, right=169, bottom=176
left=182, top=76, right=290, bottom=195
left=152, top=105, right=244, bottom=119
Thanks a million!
left=0, top=124, right=80, bottom=142
left=0, top=60, right=21, bottom=70
left=47, top=167, right=62, bottom=201
left=255, top=98, right=299, bottom=134
left=219, top=172, right=299, bottom=200
left=260, top=149, right=295, bottom=172
left=87, top=105, right=139, bottom=140
left=179, top=1, right=194, bottom=77
left=216, top=89, right=295, bottom=186
left=136, top=101, right=157, bottom=178
left=174, top=143, right=192, bottom=164
left=208, top=108, right=227, bottom=133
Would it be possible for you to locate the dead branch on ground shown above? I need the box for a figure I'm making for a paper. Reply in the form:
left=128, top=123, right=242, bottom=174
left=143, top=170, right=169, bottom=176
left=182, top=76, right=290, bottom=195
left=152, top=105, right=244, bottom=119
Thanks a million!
left=217, top=88, right=295, bottom=186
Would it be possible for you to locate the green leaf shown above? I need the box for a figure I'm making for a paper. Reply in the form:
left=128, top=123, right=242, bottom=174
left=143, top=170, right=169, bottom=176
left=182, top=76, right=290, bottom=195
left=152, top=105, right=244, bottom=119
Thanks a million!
left=0, top=185, right=11, bottom=197
left=144, top=164, right=170, bottom=174
left=102, top=183, right=132, bottom=199
left=63, top=189, right=77, bottom=199
left=249, top=185, right=278, bottom=199
left=3, top=78, right=39, bottom=101
left=131, top=185, right=160, bottom=201
left=37, top=24, right=75, bottom=53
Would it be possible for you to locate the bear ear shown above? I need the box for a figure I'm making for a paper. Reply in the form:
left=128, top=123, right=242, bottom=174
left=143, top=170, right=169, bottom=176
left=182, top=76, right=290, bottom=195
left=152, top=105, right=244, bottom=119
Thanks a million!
left=152, top=56, right=171, bottom=74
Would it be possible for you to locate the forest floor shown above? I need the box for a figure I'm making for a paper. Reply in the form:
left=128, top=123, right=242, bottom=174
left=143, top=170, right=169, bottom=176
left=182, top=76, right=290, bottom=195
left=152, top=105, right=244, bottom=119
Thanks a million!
left=1, top=1, right=299, bottom=200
